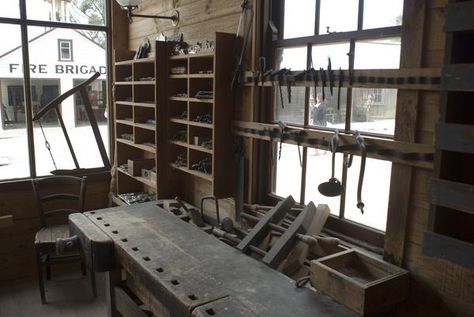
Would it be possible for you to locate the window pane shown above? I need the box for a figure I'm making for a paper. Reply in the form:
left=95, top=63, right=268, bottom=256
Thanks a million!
left=276, top=47, right=307, bottom=70
left=284, top=0, right=316, bottom=39
left=344, top=157, right=392, bottom=231
left=319, top=0, right=358, bottom=34
left=310, top=87, right=347, bottom=129
left=275, top=47, right=307, bottom=124
left=0, top=24, right=30, bottom=180
left=351, top=88, right=397, bottom=135
left=1, top=1, right=20, bottom=18
left=275, top=87, right=305, bottom=125
left=312, top=42, right=350, bottom=70
left=28, top=26, right=108, bottom=175
left=363, top=0, right=403, bottom=30
left=27, top=0, right=106, bottom=26
left=274, top=143, right=302, bottom=201
left=354, top=38, right=401, bottom=69
left=305, top=151, right=343, bottom=216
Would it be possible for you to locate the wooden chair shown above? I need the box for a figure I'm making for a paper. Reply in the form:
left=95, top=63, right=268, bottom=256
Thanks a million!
left=32, top=175, right=96, bottom=304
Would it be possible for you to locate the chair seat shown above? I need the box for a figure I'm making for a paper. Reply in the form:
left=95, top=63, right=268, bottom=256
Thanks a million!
left=35, top=224, right=70, bottom=245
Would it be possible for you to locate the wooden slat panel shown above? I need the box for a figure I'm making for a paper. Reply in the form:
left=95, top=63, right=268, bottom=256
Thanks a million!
left=423, top=231, right=474, bottom=268
left=444, top=1, right=474, bottom=32
left=428, top=178, right=474, bottom=215
left=435, top=123, right=474, bottom=154
left=441, top=64, right=474, bottom=91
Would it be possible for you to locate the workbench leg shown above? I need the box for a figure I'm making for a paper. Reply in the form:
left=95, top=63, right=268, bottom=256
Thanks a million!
left=106, top=266, right=121, bottom=317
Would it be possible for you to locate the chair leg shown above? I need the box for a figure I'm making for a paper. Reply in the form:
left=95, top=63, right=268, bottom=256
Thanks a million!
left=46, top=264, right=51, bottom=280
left=81, top=260, right=86, bottom=276
left=35, top=244, right=46, bottom=304
left=89, top=269, right=97, bottom=298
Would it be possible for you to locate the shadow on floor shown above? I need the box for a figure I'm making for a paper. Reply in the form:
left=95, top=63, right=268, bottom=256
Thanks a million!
left=0, top=269, right=107, bottom=317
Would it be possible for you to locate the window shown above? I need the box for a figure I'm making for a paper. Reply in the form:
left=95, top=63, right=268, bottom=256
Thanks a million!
left=0, top=0, right=110, bottom=181
left=58, top=39, right=73, bottom=61
left=272, top=0, right=404, bottom=241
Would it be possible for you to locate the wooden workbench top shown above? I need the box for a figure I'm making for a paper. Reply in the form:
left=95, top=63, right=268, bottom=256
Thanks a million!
left=70, top=202, right=358, bottom=317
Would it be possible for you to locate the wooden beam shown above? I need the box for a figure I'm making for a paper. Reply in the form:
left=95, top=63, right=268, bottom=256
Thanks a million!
left=233, top=121, right=434, bottom=169
left=383, top=0, right=427, bottom=266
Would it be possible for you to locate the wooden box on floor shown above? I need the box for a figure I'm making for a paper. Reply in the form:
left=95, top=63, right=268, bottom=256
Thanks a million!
left=310, top=249, right=409, bottom=316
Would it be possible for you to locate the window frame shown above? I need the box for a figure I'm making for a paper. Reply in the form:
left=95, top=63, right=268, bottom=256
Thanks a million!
left=0, top=0, right=112, bottom=181
left=58, top=39, right=73, bottom=61
left=267, top=0, right=404, bottom=249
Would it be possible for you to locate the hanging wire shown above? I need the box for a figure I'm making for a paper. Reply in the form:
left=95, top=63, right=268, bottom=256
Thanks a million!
left=36, top=115, right=58, bottom=170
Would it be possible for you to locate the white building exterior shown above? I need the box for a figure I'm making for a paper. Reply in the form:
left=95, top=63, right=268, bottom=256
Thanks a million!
left=0, top=27, right=106, bottom=131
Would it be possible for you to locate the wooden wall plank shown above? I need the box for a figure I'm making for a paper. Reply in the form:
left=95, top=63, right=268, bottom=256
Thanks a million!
left=384, top=0, right=427, bottom=266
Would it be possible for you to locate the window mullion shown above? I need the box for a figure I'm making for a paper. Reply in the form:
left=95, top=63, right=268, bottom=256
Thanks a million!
left=357, top=0, right=365, bottom=31
left=314, top=0, right=321, bottom=36
left=19, top=0, right=36, bottom=177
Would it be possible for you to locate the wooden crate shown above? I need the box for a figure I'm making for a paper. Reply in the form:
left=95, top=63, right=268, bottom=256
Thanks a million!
left=310, top=249, right=409, bottom=316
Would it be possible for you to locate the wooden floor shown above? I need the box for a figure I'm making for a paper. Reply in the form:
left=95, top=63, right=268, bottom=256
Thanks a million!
left=0, top=270, right=107, bottom=317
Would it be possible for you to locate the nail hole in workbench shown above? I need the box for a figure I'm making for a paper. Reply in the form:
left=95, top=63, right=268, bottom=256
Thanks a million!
left=132, top=247, right=139, bottom=251
left=90, top=211, right=95, bottom=214
left=206, top=308, right=216, bottom=315
left=104, top=223, right=110, bottom=227
left=96, top=217, right=102, bottom=220
left=156, top=267, right=163, bottom=273
left=121, top=238, right=128, bottom=242
left=143, top=256, right=150, bottom=261
left=188, top=294, right=197, bottom=300
left=112, top=230, right=118, bottom=234
left=171, top=279, right=180, bottom=285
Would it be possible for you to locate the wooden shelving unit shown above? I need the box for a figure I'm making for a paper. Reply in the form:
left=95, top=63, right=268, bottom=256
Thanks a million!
left=166, top=33, right=235, bottom=198
left=112, top=43, right=173, bottom=205
left=423, top=0, right=474, bottom=268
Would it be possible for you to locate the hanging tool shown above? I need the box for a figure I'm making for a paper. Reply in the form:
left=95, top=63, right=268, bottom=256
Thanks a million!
left=328, top=58, right=334, bottom=96
left=231, top=0, right=253, bottom=90
left=352, top=131, right=366, bottom=214
left=320, top=67, right=326, bottom=101
left=337, top=68, right=343, bottom=111
left=347, top=48, right=354, bottom=86
left=318, top=130, right=345, bottom=197
left=36, top=114, right=58, bottom=171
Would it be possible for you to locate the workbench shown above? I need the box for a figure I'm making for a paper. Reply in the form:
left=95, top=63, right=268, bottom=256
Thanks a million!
left=69, top=201, right=358, bottom=317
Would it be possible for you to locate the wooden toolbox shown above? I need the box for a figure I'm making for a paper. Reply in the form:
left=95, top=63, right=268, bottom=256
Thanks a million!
left=310, top=249, right=409, bottom=316
left=127, top=158, right=155, bottom=176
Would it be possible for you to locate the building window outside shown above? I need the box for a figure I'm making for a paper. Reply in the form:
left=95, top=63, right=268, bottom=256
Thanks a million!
left=0, top=0, right=109, bottom=181
left=58, top=39, right=73, bottom=61
left=273, top=0, right=404, bottom=235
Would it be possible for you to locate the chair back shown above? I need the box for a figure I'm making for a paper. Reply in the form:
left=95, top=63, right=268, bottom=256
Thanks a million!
left=32, top=175, right=86, bottom=227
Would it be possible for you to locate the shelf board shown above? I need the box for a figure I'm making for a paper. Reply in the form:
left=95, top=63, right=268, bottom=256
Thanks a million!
left=435, top=123, right=474, bottom=154
left=188, top=121, right=213, bottom=129
left=423, top=231, right=474, bottom=268
left=133, top=56, right=155, bottom=63
left=119, top=169, right=157, bottom=189
left=111, top=195, right=127, bottom=206
left=169, top=74, right=214, bottom=79
left=171, top=164, right=213, bottom=182
left=134, top=80, right=156, bottom=85
left=117, top=138, right=155, bottom=153
left=115, top=60, right=134, bottom=66
left=170, top=140, right=188, bottom=149
left=187, top=143, right=213, bottom=154
left=135, top=123, right=156, bottom=131
left=170, top=118, right=188, bottom=125
left=169, top=52, right=214, bottom=60
left=115, top=101, right=135, bottom=106
left=169, top=96, right=214, bottom=104
left=116, top=119, right=135, bottom=126
left=169, top=141, right=213, bottom=154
